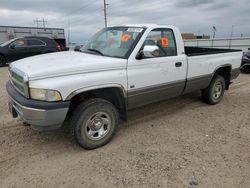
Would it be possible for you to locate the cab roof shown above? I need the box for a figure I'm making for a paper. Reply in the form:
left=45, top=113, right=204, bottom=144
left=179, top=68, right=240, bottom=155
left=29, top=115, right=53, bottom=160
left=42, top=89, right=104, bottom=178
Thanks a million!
left=118, top=24, right=176, bottom=29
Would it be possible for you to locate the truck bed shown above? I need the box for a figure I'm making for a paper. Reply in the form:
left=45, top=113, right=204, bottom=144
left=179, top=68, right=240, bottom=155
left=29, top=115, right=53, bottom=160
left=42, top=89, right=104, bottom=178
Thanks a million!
left=185, top=46, right=241, bottom=56
left=184, top=46, right=242, bottom=94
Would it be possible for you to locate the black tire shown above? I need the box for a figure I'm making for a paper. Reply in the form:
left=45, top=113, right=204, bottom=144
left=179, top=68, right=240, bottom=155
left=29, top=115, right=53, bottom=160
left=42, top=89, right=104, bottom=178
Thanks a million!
left=71, top=98, right=119, bottom=149
left=0, top=55, right=6, bottom=67
left=202, top=75, right=225, bottom=105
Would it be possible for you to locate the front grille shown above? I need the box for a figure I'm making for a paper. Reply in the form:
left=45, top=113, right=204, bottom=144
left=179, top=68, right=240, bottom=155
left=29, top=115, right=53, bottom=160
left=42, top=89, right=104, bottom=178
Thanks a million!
left=9, top=67, right=29, bottom=97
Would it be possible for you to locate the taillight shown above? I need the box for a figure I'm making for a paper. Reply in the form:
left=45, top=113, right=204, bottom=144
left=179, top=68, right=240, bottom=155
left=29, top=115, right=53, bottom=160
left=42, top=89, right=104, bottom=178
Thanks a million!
left=56, top=44, right=62, bottom=51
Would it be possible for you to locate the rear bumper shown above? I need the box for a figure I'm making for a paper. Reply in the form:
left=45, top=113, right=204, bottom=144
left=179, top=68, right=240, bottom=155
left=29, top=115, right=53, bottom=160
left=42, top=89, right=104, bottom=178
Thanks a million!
left=6, top=81, right=70, bottom=131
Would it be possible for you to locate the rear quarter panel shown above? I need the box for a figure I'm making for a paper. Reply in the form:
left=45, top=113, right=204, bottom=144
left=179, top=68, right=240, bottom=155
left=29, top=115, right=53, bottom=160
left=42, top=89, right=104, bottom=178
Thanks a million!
left=183, top=51, right=242, bottom=94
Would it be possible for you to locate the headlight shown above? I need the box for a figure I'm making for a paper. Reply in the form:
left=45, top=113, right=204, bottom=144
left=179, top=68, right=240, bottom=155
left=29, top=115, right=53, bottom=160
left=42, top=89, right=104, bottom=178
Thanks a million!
left=30, top=88, right=62, bottom=101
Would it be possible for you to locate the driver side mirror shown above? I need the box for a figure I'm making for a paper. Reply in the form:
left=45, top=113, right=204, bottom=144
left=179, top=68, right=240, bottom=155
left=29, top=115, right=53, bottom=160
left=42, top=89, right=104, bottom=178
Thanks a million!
left=139, top=45, right=160, bottom=59
left=10, top=43, right=16, bottom=49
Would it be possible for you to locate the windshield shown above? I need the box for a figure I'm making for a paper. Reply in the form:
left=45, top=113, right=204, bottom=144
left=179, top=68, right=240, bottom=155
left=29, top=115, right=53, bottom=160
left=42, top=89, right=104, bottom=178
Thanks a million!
left=80, top=27, right=145, bottom=58
left=0, top=39, right=16, bottom=47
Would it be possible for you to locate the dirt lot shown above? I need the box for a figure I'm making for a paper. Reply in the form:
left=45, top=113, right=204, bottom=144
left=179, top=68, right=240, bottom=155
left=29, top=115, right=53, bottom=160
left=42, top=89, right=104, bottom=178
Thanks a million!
left=0, top=67, right=250, bottom=188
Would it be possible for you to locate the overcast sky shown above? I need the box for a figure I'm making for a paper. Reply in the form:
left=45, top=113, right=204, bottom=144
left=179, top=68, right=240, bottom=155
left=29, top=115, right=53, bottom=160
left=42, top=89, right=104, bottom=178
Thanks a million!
left=0, top=0, right=249, bottom=44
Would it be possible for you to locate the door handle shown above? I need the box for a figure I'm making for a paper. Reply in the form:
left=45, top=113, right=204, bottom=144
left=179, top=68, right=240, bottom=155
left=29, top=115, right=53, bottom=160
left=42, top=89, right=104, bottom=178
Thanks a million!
left=175, top=62, right=182, bottom=67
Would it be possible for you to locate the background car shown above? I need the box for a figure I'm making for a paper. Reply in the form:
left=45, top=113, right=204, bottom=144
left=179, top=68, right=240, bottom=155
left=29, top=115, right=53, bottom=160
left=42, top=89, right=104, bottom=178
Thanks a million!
left=241, top=50, right=250, bottom=73
left=0, top=36, right=62, bottom=66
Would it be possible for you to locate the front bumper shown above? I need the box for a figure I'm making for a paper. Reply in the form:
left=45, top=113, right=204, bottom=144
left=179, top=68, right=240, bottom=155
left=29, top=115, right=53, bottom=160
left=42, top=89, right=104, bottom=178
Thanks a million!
left=241, top=59, right=250, bottom=72
left=6, top=81, right=70, bottom=131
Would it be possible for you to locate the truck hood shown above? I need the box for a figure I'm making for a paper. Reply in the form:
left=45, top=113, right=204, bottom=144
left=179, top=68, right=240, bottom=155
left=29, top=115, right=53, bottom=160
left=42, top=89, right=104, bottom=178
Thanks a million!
left=11, top=51, right=127, bottom=80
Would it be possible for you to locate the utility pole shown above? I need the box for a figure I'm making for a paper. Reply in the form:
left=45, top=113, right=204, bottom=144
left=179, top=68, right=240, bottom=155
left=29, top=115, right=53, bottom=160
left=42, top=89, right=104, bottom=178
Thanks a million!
left=33, top=18, right=47, bottom=29
left=229, top=25, right=234, bottom=49
left=68, top=20, right=70, bottom=47
left=230, top=25, right=234, bottom=39
left=103, top=0, right=108, bottom=27
left=42, top=18, right=47, bottom=29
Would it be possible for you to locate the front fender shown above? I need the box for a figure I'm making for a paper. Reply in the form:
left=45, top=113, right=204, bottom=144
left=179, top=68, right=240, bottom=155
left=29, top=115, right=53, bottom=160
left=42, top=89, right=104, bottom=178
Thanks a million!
left=65, top=84, right=127, bottom=100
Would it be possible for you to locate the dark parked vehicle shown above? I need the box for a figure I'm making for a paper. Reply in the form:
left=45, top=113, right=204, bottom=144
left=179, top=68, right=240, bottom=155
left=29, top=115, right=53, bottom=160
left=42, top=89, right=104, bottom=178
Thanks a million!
left=241, top=50, right=250, bottom=72
left=0, top=37, right=62, bottom=66
left=74, top=45, right=84, bottom=52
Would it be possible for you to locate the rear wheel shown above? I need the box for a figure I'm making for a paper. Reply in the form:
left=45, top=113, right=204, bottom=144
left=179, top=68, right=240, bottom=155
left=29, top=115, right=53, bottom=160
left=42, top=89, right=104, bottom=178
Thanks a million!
left=0, top=55, right=6, bottom=67
left=71, top=98, right=119, bottom=149
left=202, top=75, right=225, bottom=105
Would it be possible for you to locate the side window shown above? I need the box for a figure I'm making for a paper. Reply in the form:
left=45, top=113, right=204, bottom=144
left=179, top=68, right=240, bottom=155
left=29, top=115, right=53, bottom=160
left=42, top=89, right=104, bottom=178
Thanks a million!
left=12, top=38, right=27, bottom=47
left=162, top=30, right=177, bottom=56
left=143, top=29, right=177, bottom=57
left=27, top=39, right=45, bottom=46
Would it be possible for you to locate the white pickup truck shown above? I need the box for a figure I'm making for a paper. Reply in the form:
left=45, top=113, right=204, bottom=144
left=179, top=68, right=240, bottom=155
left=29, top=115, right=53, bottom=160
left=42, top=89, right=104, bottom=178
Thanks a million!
left=7, top=24, right=242, bottom=149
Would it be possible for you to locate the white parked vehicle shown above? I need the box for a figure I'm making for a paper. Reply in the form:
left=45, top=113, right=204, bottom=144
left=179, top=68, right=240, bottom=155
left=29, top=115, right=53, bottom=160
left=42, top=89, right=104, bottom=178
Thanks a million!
left=7, top=24, right=242, bottom=149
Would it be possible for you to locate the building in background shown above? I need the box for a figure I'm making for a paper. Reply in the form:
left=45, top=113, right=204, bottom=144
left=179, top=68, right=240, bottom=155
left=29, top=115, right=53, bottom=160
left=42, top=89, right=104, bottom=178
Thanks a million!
left=0, top=26, right=66, bottom=48
left=182, top=33, right=210, bottom=40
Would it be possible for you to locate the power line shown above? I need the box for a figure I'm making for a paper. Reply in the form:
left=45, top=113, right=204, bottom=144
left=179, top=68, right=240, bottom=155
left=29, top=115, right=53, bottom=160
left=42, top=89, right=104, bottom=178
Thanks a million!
left=64, top=2, right=96, bottom=17
left=46, top=1, right=98, bottom=26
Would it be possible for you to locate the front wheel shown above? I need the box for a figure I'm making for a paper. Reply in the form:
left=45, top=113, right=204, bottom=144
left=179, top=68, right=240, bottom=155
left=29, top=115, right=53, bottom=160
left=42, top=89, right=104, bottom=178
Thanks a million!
left=71, top=98, right=119, bottom=149
left=202, top=75, right=226, bottom=105
left=0, top=55, right=6, bottom=67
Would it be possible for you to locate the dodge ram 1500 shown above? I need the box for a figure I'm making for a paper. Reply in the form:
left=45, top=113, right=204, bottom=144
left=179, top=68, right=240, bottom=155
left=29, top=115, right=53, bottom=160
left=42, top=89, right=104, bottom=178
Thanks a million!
left=7, top=24, right=242, bottom=149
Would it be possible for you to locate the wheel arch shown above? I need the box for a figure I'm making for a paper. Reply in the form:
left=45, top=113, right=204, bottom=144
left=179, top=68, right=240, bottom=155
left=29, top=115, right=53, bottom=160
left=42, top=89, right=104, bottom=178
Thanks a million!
left=212, top=64, right=232, bottom=90
left=67, top=85, right=127, bottom=120
left=0, top=53, right=8, bottom=66
left=0, top=53, right=7, bottom=60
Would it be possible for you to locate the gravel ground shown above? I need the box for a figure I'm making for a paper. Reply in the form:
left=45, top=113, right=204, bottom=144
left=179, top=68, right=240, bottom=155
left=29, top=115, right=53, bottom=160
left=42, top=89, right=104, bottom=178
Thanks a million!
left=0, top=66, right=250, bottom=188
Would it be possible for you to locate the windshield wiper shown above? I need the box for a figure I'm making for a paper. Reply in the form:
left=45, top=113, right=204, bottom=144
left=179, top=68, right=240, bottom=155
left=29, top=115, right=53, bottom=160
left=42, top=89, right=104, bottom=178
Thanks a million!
left=87, top=48, right=104, bottom=56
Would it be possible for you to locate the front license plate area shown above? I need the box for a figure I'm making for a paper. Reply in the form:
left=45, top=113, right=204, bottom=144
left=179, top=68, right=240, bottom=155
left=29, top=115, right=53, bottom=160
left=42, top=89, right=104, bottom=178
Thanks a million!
left=8, top=102, right=18, bottom=118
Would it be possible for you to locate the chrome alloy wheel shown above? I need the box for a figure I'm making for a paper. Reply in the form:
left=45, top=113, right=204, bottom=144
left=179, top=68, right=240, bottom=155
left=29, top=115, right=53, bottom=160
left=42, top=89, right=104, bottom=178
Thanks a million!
left=84, top=112, right=111, bottom=141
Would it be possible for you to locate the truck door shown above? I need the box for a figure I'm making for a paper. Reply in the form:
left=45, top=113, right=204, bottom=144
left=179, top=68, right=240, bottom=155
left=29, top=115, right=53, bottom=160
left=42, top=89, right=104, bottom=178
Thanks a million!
left=127, top=28, right=187, bottom=109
